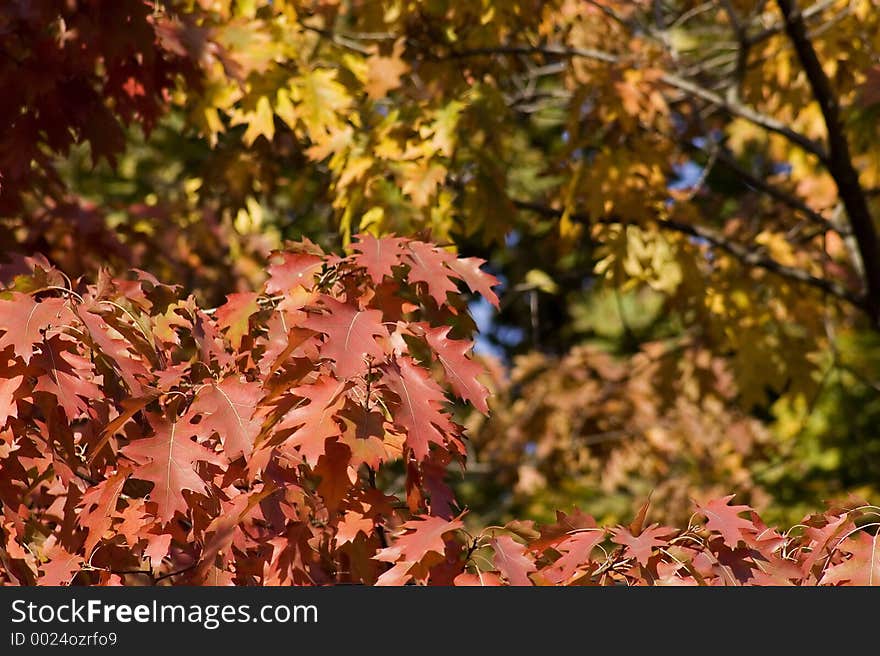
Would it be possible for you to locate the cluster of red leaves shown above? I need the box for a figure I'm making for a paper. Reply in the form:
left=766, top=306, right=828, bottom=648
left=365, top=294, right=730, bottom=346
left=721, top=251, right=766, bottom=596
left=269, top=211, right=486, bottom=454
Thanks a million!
left=0, top=237, right=877, bottom=586
left=464, top=497, right=880, bottom=586
left=0, top=237, right=496, bottom=585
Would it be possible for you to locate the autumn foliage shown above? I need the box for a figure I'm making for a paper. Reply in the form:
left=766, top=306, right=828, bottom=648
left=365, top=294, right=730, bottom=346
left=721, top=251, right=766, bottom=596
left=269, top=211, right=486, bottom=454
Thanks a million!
left=0, top=0, right=197, bottom=215
left=0, top=242, right=876, bottom=586
left=4, top=0, right=880, bottom=586
left=0, top=238, right=493, bottom=585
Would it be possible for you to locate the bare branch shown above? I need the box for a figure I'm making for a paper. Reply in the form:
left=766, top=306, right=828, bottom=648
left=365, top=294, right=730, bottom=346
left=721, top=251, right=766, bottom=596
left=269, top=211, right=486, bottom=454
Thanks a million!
left=442, top=43, right=619, bottom=65
left=583, top=0, right=635, bottom=30
left=297, top=20, right=372, bottom=54
left=670, top=2, right=718, bottom=28
left=719, top=0, right=751, bottom=102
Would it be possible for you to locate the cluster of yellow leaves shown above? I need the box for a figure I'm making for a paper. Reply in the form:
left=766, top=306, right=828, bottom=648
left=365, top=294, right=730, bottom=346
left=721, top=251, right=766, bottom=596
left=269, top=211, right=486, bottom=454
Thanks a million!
left=594, top=224, right=683, bottom=295
left=164, top=0, right=557, bottom=245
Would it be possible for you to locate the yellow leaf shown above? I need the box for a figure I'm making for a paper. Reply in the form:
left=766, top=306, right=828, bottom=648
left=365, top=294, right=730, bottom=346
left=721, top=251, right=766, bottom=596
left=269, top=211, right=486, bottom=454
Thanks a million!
left=756, top=230, right=798, bottom=267
left=400, top=161, right=446, bottom=208
left=359, top=207, right=386, bottom=235
left=274, top=87, right=297, bottom=129
left=364, top=41, right=409, bottom=100
left=239, top=95, right=275, bottom=146
left=426, top=101, right=463, bottom=158
left=291, top=68, right=350, bottom=139
left=525, top=269, right=559, bottom=294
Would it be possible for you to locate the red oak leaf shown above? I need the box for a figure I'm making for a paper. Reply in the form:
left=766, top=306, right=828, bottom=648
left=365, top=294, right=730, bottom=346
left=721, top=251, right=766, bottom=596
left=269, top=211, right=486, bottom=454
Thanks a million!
left=38, top=543, right=83, bottom=586
left=276, top=378, right=346, bottom=466
left=403, top=241, right=459, bottom=305
left=123, top=415, right=225, bottom=522
left=352, top=233, right=405, bottom=283
left=746, top=553, right=803, bottom=585
left=532, top=509, right=598, bottom=552
left=383, top=357, right=452, bottom=460
left=422, top=452, right=456, bottom=518
left=610, top=524, right=674, bottom=567
left=116, top=504, right=152, bottom=550
left=338, top=405, right=390, bottom=469
left=821, top=531, right=880, bottom=586
left=265, top=252, right=324, bottom=293
left=540, top=530, right=605, bottom=585
left=802, top=512, right=852, bottom=576
left=447, top=256, right=500, bottom=308
left=190, top=376, right=263, bottom=459
left=304, top=296, right=389, bottom=378
left=454, top=571, right=504, bottom=586
left=356, top=487, right=397, bottom=521
left=79, top=468, right=129, bottom=558
left=143, top=533, right=172, bottom=565
left=0, top=374, right=23, bottom=427
left=375, top=561, right=416, bottom=586
left=31, top=336, right=103, bottom=422
left=0, top=293, right=70, bottom=364
left=424, top=326, right=489, bottom=413
left=315, top=439, right=353, bottom=513
left=90, top=396, right=156, bottom=465
left=77, top=307, right=148, bottom=394
left=696, top=495, right=755, bottom=548
left=215, top=292, right=260, bottom=350
left=492, top=535, right=536, bottom=586
left=655, top=561, right=699, bottom=587
left=377, top=515, right=463, bottom=564
left=257, top=315, right=316, bottom=378
left=193, top=308, right=235, bottom=371
left=336, top=511, right=373, bottom=545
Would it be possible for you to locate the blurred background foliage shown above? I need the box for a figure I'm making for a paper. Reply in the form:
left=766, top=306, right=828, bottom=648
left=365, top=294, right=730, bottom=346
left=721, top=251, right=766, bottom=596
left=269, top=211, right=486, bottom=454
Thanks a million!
left=4, top=0, right=880, bottom=527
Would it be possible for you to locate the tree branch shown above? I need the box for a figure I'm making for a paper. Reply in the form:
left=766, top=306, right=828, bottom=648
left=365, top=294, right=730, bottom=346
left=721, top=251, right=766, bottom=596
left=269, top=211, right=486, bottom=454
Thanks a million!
left=441, top=43, right=619, bottom=65
left=687, top=140, right=843, bottom=233
left=511, top=198, right=866, bottom=310
left=442, top=43, right=828, bottom=162
left=720, top=0, right=751, bottom=103
left=657, top=70, right=827, bottom=161
left=297, top=20, right=372, bottom=54
left=776, top=0, right=880, bottom=324
left=746, top=0, right=840, bottom=44
left=302, top=16, right=828, bottom=162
